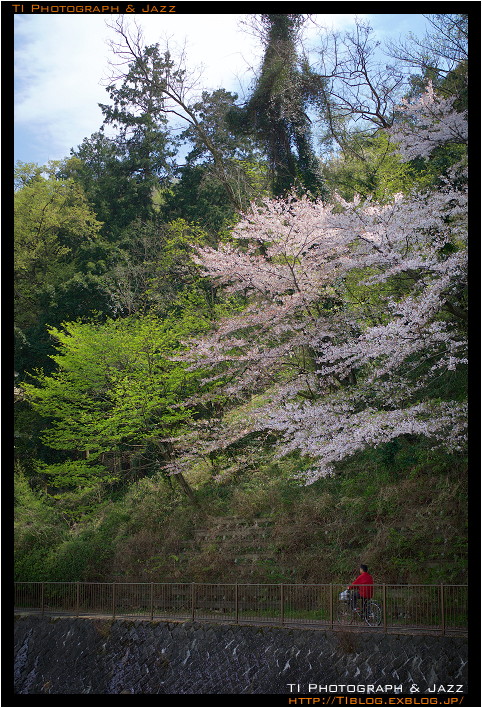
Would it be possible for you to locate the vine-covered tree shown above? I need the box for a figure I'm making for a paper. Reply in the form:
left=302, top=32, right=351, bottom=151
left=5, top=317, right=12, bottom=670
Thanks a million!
left=230, top=14, right=325, bottom=197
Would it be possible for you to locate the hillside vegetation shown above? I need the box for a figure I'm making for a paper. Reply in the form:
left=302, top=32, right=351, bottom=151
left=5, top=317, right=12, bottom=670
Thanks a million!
left=14, top=15, right=468, bottom=588
left=15, top=439, right=467, bottom=585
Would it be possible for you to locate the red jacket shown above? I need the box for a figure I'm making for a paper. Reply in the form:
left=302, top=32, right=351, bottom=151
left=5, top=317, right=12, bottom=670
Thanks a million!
left=349, top=571, right=374, bottom=598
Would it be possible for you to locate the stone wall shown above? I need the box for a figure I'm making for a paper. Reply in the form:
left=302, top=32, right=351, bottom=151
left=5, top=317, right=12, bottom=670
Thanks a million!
left=13, top=615, right=467, bottom=695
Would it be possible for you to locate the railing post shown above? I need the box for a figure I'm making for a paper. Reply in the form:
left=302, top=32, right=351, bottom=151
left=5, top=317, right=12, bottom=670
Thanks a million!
left=440, top=584, right=445, bottom=636
left=280, top=583, right=284, bottom=625
left=383, top=584, right=387, bottom=633
left=76, top=581, right=80, bottom=617
left=235, top=583, right=239, bottom=624
left=191, top=583, right=195, bottom=621
left=330, top=584, right=333, bottom=629
left=41, top=582, right=44, bottom=616
left=112, top=582, right=116, bottom=619
left=150, top=582, right=154, bottom=621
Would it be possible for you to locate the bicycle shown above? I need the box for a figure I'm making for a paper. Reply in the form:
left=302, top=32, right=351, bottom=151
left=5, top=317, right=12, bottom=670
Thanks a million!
left=336, top=589, right=382, bottom=627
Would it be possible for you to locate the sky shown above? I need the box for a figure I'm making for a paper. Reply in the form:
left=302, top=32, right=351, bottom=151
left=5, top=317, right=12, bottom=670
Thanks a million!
left=14, top=13, right=431, bottom=167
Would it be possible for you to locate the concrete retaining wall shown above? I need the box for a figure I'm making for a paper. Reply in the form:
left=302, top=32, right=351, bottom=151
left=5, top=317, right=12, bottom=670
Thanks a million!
left=14, top=615, right=467, bottom=695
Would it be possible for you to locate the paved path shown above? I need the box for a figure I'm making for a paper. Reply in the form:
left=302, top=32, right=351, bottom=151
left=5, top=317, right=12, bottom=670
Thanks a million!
left=14, top=609, right=466, bottom=636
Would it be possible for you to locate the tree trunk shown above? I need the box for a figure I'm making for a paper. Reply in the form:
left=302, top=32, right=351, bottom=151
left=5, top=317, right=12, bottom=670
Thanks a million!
left=174, top=471, right=200, bottom=507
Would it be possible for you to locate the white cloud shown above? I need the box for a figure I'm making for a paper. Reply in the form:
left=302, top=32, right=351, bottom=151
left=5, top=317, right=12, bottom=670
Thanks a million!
left=14, top=14, right=264, bottom=161
left=15, top=13, right=418, bottom=164
left=15, top=15, right=112, bottom=158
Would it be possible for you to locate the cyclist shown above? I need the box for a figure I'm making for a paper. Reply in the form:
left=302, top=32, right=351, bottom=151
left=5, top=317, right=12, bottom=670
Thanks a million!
left=347, top=564, right=374, bottom=616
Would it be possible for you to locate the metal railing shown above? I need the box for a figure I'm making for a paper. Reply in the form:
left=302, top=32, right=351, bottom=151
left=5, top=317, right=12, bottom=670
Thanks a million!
left=14, top=582, right=467, bottom=635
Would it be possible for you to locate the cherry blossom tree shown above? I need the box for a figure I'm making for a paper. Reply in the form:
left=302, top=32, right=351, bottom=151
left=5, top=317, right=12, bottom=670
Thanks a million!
left=388, top=80, right=467, bottom=161
left=178, top=83, right=467, bottom=483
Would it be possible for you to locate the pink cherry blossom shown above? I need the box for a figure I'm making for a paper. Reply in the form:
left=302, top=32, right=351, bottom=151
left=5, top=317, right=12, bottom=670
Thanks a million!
left=173, top=85, right=467, bottom=482
left=387, top=81, right=468, bottom=160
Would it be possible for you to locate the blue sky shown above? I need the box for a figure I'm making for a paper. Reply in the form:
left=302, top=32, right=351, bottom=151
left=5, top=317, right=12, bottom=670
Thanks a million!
left=14, top=13, right=431, bottom=167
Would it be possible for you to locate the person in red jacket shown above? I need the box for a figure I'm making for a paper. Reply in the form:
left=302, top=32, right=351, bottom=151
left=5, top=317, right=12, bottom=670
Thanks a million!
left=347, top=564, right=374, bottom=612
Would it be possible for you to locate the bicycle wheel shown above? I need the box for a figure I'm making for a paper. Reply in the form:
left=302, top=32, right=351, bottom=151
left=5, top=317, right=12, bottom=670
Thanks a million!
left=336, top=602, right=354, bottom=625
left=364, top=601, right=382, bottom=626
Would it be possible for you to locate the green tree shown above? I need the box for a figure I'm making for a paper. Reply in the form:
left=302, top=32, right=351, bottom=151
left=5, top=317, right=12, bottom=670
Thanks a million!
left=67, top=135, right=144, bottom=237
left=14, top=163, right=101, bottom=304
left=161, top=165, right=238, bottom=235
left=14, top=162, right=109, bottom=376
left=99, top=45, right=177, bottom=214
left=101, top=218, right=209, bottom=316
left=22, top=307, right=218, bottom=501
left=162, top=89, right=270, bottom=230
left=322, top=130, right=415, bottom=202
left=14, top=461, right=67, bottom=581
left=180, top=89, right=261, bottom=167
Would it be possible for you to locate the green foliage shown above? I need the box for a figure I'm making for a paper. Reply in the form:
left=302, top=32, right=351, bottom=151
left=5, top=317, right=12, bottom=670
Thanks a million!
left=161, top=164, right=239, bottom=235
left=101, top=217, right=209, bottom=315
left=14, top=161, right=116, bottom=378
left=14, top=21, right=468, bottom=585
left=23, top=311, right=210, bottom=457
left=14, top=161, right=44, bottom=189
left=41, top=529, right=115, bottom=582
left=14, top=462, right=68, bottom=581
left=165, top=88, right=270, bottom=220
left=322, top=131, right=415, bottom=201
left=14, top=435, right=467, bottom=584
left=14, top=163, right=102, bottom=330
left=181, top=89, right=260, bottom=166
left=69, top=41, right=177, bottom=236
left=14, top=161, right=100, bottom=266
left=403, top=142, right=467, bottom=193
left=67, top=137, right=149, bottom=236
left=14, top=400, right=53, bottom=473
left=35, top=460, right=111, bottom=490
